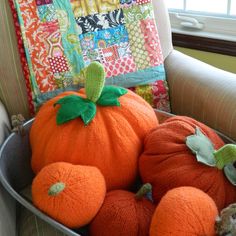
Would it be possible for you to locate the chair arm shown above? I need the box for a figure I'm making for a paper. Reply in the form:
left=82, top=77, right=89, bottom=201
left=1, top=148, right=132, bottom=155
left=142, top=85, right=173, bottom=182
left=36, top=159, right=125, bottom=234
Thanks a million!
left=165, top=49, right=236, bottom=140
left=0, top=102, right=10, bottom=145
left=0, top=102, right=16, bottom=236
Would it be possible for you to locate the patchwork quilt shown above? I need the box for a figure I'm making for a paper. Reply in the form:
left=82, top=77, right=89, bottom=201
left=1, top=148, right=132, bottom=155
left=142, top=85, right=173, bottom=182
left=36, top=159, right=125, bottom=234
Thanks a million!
left=12, top=0, right=170, bottom=112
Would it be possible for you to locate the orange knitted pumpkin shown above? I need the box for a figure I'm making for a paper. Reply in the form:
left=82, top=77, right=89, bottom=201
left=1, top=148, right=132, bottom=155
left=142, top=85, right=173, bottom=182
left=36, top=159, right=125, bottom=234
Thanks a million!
left=30, top=62, right=158, bottom=190
left=89, top=183, right=155, bottom=236
left=32, top=162, right=106, bottom=228
left=150, top=187, right=218, bottom=236
left=139, top=116, right=236, bottom=210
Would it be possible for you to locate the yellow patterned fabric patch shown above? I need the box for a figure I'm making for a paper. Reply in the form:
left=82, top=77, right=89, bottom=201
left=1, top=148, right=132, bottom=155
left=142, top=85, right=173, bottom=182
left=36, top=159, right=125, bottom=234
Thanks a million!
left=126, top=21, right=151, bottom=70
left=71, top=0, right=120, bottom=18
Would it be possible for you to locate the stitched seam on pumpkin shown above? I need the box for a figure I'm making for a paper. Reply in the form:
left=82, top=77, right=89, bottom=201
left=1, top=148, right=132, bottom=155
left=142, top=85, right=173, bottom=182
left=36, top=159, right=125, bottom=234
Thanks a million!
left=113, top=106, right=141, bottom=139
left=98, top=109, right=116, bottom=153
left=211, top=172, right=226, bottom=210
left=151, top=147, right=191, bottom=156
left=33, top=113, right=59, bottom=169
left=222, top=176, right=228, bottom=209
left=185, top=199, right=206, bottom=235
left=134, top=200, right=140, bottom=236
left=117, top=96, right=151, bottom=138
left=203, top=172, right=219, bottom=195
left=62, top=123, right=80, bottom=162
left=140, top=201, right=154, bottom=235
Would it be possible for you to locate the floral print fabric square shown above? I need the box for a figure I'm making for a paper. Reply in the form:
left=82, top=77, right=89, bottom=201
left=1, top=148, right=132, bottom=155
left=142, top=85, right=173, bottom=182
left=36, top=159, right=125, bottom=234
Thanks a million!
left=37, top=4, right=57, bottom=22
left=35, top=0, right=52, bottom=6
left=13, top=0, right=170, bottom=112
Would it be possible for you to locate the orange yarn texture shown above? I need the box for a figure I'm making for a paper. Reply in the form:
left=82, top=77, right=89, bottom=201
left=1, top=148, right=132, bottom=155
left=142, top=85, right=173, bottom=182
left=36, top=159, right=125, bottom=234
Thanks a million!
left=139, top=116, right=236, bottom=210
left=30, top=89, right=158, bottom=191
left=90, top=190, right=155, bottom=236
left=32, top=162, right=106, bottom=228
left=150, top=187, right=218, bottom=236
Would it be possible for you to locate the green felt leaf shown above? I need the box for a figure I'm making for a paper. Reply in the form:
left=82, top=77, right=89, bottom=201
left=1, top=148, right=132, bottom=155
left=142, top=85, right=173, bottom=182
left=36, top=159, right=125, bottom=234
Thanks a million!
left=214, top=144, right=236, bottom=169
left=80, top=102, right=96, bottom=125
left=97, top=86, right=127, bottom=106
left=54, top=95, right=96, bottom=125
left=54, top=94, right=83, bottom=106
left=186, top=127, right=216, bottom=167
left=224, top=164, right=236, bottom=186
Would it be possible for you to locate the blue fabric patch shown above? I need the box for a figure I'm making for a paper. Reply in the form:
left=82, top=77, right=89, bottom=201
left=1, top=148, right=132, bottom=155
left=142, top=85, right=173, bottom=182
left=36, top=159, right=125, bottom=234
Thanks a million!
left=79, top=25, right=129, bottom=51
left=53, top=0, right=85, bottom=78
left=37, top=4, right=57, bottom=22
left=105, top=64, right=166, bottom=87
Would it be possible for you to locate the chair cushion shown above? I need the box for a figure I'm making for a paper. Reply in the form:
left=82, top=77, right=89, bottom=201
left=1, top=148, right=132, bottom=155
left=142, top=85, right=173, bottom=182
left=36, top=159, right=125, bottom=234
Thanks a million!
left=11, top=0, right=170, bottom=112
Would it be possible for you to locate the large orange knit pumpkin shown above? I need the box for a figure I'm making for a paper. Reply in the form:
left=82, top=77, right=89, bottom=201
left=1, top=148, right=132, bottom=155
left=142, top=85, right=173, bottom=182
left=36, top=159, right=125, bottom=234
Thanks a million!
left=32, top=162, right=106, bottom=228
left=139, top=116, right=236, bottom=210
left=150, top=187, right=218, bottom=236
left=30, top=62, right=158, bottom=191
left=89, top=183, right=155, bottom=236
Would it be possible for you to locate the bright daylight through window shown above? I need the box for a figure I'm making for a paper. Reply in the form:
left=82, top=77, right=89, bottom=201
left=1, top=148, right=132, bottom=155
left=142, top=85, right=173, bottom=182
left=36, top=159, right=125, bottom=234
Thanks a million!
left=166, top=0, right=236, bottom=41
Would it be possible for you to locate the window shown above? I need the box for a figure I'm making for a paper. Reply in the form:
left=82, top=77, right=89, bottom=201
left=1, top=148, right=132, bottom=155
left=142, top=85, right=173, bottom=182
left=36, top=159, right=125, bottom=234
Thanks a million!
left=166, top=0, right=236, bottom=42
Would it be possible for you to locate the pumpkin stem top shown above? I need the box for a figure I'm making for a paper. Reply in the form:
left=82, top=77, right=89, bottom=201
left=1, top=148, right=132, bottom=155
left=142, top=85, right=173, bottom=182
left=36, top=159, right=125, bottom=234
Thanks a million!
left=48, top=182, right=65, bottom=196
left=54, top=62, right=127, bottom=125
left=135, top=183, right=152, bottom=200
left=214, top=144, right=236, bottom=169
left=85, top=61, right=105, bottom=103
left=215, top=203, right=236, bottom=236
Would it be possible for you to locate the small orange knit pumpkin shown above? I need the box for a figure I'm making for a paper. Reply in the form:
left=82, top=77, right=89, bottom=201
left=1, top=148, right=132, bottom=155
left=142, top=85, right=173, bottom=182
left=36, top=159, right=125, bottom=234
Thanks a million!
left=30, top=62, right=158, bottom=190
left=139, top=116, right=236, bottom=210
left=32, top=162, right=106, bottom=228
left=150, top=187, right=218, bottom=236
left=89, top=183, right=155, bottom=236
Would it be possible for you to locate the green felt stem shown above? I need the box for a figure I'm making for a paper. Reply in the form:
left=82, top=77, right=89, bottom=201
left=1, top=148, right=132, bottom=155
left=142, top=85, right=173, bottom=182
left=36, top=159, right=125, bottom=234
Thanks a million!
left=85, top=61, right=105, bottom=103
left=214, top=144, right=236, bottom=169
left=54, top=62, right=127, bottom=125
left=48, top=182, right=65, bottom=196
left=135, top=183, right=152, bottom=200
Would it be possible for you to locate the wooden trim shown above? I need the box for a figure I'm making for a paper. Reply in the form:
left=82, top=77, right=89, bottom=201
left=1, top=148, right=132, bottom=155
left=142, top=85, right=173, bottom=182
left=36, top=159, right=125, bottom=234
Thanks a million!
left=172, top=33, right=236, bottom=56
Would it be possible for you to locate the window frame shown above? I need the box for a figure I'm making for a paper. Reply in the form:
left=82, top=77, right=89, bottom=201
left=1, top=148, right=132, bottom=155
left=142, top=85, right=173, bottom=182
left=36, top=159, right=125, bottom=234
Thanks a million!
left=167, top=0, right=236, bottom=17
left=167, top=1, right=236, bottom=56
left=169, top=11, right=236, bottom=42
left=172, top=33, right=236, bottom=56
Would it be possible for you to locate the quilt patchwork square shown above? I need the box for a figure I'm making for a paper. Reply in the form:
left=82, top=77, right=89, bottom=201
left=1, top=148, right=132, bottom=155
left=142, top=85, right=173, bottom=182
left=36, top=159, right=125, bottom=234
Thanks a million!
left=105, top=56, right=137, bottom=77
left=48, top=56, right=69, bottom=73
left=35, top=0, right=52, bottom=6
left=76, top=9, right=125, bottom=34
left=37, top=4, right=57, bottom=22
left=13, top=0, right=170, bottom=112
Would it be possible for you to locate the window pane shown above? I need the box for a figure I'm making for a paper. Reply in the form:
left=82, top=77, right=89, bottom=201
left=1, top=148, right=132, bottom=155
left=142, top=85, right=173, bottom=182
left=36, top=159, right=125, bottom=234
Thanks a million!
left=166, top=0, right=184, bottom=10
left=231, top=0, right=236, bottom=15
left=186, top=0, right=228, bottom=14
